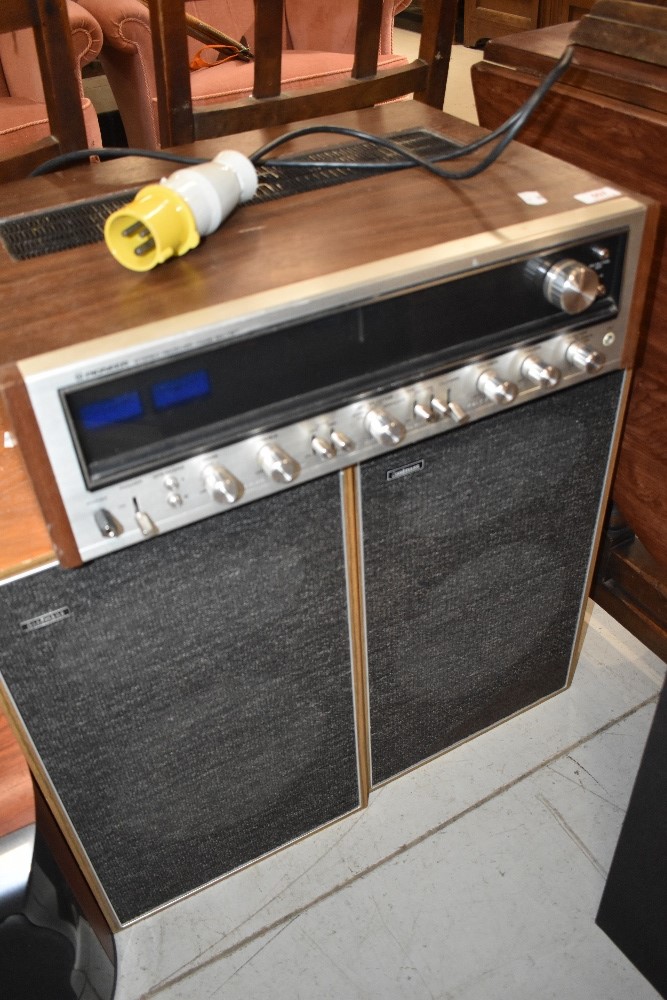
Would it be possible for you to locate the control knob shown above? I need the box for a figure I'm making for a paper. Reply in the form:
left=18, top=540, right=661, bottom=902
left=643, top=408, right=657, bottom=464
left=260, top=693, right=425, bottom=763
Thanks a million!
left=202, top=463, right=244, bottom=504
left=258, top=443, right=301, bottom=484
left=521, top=355, right=561, bottom=389
left=94, top=508, right=121, bottom=539
left=365, top=407, right=406, bottom=447
left=311, top=435, right=337, bottom=460
left=431, top=397, right=469, bottom=424
left=413, top=401, right=437, bottom=423
left=478, top=370, right=518, bottom=405
left=543, top=259, right=602, bottom=315
left=331, top=430, right=355, bottom=453
left=566, top=341, right=606, bottom=374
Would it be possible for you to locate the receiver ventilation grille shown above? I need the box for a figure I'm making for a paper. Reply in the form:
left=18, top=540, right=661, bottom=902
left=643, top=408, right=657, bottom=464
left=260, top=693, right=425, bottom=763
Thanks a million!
left=0, top=129, right=458, bottom=261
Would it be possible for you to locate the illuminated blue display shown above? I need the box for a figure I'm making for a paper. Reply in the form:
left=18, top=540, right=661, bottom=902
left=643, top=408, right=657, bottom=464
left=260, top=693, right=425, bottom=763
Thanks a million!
left=151, top=370, right=211, bottom=411
left=78, top=392, right=143, bottom=430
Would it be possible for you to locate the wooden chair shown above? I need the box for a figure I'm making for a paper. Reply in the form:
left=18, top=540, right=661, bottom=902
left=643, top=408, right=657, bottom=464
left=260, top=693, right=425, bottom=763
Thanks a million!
left=0, top=0, right=95, bottom=182
left=147, top=0, right=458, bottom=148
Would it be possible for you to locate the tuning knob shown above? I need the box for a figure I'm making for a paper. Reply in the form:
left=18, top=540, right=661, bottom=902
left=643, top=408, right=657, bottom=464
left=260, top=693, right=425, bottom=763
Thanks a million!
left=258, top=443, right=301, bottom=484
left=365, top=407, right=406, bottom=447
left=478, top=370, right=518, bottom=405
left=202, top=463, right=244, bottom=504
left=521, top=355, right=561, bottom=389
left=543, top=259, right=602, bottom=315
left=566, top=341, right=606, bottom=374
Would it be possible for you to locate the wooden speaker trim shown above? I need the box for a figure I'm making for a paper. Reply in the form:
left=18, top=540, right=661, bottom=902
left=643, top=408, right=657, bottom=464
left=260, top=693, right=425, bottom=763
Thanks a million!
left=341, top=467, right=371, bottom=808
left=0, top=678, right=121, bottom=932
left=1, top=367, right=81, bottom=569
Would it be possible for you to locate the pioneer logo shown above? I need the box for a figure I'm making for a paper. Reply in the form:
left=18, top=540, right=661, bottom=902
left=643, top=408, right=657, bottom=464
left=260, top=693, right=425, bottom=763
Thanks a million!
left=386, top=460, right=424, bottom=482
left=20, top=607, right=71, bottom=633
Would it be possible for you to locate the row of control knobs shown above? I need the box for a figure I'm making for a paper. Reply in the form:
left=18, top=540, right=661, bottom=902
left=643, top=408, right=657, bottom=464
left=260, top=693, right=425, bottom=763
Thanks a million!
left=202, top=340, right=605, bottom=497
left=94, top=339, right=606, bottom=537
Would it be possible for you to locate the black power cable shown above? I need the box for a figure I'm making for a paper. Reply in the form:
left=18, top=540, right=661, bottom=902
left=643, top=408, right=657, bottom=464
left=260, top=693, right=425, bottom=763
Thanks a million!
left=29, top=147, right=208, bottom=177
left=29, top=45, right=573, bottom=182
left=251, top=46, right=574, bottom=181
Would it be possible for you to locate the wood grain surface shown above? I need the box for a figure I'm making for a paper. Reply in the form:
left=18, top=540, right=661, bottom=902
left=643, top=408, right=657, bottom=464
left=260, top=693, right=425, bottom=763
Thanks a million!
left=472, top=38, right=667, bottom=568
left=0, top=710, right=34, bottom=837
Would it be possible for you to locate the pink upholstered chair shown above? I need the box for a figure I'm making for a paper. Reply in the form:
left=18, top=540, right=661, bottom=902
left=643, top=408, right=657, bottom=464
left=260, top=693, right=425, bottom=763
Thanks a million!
left=0, top=1, right=103, bottom=169
left=77, top=0, right=414, bottom=148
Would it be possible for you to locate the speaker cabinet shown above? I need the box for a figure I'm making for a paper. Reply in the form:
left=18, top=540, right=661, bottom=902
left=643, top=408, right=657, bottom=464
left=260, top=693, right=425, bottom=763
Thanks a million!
left=0, top=473, right=360, bottom=926
left=360, top=372, right=624, bottom=787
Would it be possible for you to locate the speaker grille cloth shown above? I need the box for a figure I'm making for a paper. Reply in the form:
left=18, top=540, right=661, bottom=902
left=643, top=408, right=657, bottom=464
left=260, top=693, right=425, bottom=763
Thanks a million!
left=361, top=372, right=624, bottom=786
left=0, top=475, right=359, bottom=924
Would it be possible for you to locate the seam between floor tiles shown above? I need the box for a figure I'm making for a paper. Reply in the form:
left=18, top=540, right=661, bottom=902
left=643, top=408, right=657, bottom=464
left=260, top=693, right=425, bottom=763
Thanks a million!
left=139, top=693, right=659, bottom=1000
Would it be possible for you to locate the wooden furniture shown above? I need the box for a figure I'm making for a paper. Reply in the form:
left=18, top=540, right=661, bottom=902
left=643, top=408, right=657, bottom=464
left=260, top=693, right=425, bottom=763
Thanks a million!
left=0, top=710, right=33, bottom=837
left=463, top=0, right=595, bottom=49
left=142, top=0, right=457, bottom=147
left=0, top=0, right=100, bottom=183
left=471, top=8, right=667, bottom=659
left=78, top=0, right=422, bottom=148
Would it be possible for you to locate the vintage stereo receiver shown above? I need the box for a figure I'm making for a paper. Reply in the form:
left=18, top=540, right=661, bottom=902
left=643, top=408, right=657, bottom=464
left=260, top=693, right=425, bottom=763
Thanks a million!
left=13, top=197, right=644, bottom=565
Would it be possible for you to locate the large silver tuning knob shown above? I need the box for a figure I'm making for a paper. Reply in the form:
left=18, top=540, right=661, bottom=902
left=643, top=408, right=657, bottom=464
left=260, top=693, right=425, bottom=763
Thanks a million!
left=566, top=341, right=606, bottom=374
left=202, top=463, right=244, bottom=504
left=257, top=443, right=301, bottom=484
left=478, top=370, right=518, bottom=405
left=521, top=355, right=561, bottom=389
left=365, top=407, right=406, bottom=447
left=543, top=259, right=602, bottom=315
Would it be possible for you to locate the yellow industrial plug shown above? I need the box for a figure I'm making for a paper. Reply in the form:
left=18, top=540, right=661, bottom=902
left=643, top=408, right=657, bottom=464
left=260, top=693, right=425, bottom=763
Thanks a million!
left=104, top=150, right=258, bottom=271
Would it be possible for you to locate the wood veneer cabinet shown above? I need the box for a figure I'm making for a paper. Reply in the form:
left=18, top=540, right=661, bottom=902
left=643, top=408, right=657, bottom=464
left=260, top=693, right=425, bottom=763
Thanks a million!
left=472, top=19, right=667, bottom=657
left=463, top=0, right=595, bottom=48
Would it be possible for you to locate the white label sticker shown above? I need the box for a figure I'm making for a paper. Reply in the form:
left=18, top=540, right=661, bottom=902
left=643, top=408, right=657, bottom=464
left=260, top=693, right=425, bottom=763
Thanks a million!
left=518, top=190, right=548, bottom=206
left=575, top=186, right=621, bottom=205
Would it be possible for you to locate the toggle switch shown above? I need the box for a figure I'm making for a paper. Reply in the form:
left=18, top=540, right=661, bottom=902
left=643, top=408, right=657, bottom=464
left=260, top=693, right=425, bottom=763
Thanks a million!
left=431, top=397, right=469, bottom=424
left=133, top=499, right=159, bottom=537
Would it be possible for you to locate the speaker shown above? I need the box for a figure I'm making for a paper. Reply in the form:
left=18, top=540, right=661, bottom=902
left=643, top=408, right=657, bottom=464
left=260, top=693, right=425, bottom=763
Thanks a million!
left=360, top=371, right=625, bottom=787
left=0, top=473, right=361, bottom=926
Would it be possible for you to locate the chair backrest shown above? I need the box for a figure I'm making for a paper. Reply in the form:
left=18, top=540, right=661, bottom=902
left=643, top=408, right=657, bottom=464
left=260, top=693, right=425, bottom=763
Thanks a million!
left=148, top=0, right=458, bottom=147
left=0, top=0, right=89, bottom=182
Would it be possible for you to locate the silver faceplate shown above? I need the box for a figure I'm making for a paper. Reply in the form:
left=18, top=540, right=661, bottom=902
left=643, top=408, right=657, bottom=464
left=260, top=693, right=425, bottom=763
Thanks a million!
left=18, top=197, right=647, bottom=563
